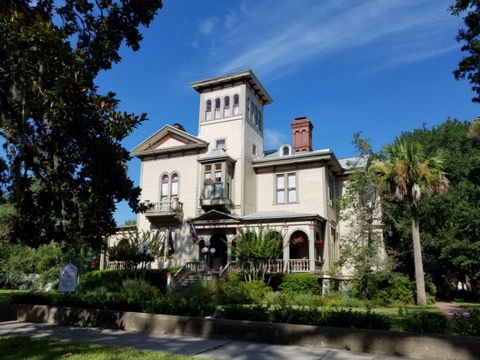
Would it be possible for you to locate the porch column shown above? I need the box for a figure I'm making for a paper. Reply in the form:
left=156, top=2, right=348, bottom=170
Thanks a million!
left=282, top=231, right=289, bottom=273
left=309, top=223, right=315, bottom=273
left=226, top=235, right=234, bottom=263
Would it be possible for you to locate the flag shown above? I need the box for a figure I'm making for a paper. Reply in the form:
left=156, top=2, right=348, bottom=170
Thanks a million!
left=190, top=221, right=199, bottom=242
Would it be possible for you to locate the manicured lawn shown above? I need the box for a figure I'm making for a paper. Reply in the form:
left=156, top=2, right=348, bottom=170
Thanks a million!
left=453, top=302, right=480, bottom=310
left=0, top=336, right=201, bottom=360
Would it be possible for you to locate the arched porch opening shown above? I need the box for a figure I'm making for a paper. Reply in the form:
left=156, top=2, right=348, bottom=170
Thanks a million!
left=289, top=230, right=309, bottom=259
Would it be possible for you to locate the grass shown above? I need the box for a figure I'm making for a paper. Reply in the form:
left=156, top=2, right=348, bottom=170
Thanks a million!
left=369, top=305, right=444, bottom=331
left=0, top=336, right=201, bottom=360
left=453, top=302, right=480, bottom=310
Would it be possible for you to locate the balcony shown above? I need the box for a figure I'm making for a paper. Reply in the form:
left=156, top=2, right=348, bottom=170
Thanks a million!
left=200, top=183, right=232, bottom=212
left=145, top=199, right=184, bottom=222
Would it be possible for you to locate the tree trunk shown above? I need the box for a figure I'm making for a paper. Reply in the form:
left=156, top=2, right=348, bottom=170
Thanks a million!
left=411, top=204, right=427, bottom=306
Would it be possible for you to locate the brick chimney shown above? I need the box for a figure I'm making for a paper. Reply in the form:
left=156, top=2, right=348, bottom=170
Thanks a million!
left=172, top=123, right=186, bottom=132
left=291, top=117, right=313, bottom=152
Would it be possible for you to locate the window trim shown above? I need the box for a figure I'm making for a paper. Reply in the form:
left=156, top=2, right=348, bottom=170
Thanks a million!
left=275, top=172, right=297, bottom=204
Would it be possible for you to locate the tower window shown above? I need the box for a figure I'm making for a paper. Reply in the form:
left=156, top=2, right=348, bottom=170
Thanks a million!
left=206, top=100, right=212, bottom=120
left=233, top=94, right=239, bottom=115
left=224, top=96, right=230, bottom=117
left=215, top=98, right=221, bottom=119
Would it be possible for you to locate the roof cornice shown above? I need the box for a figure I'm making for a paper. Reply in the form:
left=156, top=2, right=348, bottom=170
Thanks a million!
left=190, top=69, right=273, bottom=105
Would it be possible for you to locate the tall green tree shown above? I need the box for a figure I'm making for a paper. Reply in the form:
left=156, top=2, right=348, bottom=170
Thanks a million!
left=0, top=0, right=162, bottom=249
left=400, top=119, right=480, bottom=293
left=338, top=133, right=390, bottom=299
left=451, top=1, right=480, bottom=103
left=371, top=138, right=449, bottom=305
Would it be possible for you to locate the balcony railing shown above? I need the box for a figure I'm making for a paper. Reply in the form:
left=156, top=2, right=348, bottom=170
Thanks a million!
left=145, top=199, right=183, bottom=214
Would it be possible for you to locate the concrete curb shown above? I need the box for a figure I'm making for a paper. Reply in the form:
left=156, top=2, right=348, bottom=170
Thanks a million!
left=1, top=304, right=479, bottom=360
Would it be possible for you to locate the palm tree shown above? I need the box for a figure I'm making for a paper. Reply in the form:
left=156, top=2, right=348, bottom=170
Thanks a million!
left=370, top=138, right=449, bottom=306
left=468, top=117, right=480, bottom=139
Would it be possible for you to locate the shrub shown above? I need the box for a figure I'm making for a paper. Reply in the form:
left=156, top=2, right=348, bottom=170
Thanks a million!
left=243, top=280, right=272, bottom=303
left=399, top=308, right=447, bottom=334
left=81, top=269, right=170, bottom=293
left=278, top=274, right=320, bottom=295
left=449, top=309, right=480, bottom=336
left=216, top=304, right=271, bottom=322
left=81, top=270, right=122, bottom=292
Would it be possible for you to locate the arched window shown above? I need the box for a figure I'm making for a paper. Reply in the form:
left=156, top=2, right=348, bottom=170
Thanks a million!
left=282, top=146, right=290, bottom=156
left=160, top=173, right=180, bottom=210
left=160, top=174, right=169, bottom=208
left=170, top=173, right=179, bottom=199
left=224, top=96, right=230, bottom=117
left=233, top=94, right=239, bottom=115
left=206, top=100, right=212, bottom=120
left=215, top=98, right=221, bottom=119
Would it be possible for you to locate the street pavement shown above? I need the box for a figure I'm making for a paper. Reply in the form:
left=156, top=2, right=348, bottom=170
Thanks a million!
left=0, top=321, right=425, bottom=360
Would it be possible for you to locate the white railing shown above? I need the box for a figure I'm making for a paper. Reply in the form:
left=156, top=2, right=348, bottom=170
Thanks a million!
left=146, top=199, right=183, bottom=213
left=288, top=259, right=310, bottom=273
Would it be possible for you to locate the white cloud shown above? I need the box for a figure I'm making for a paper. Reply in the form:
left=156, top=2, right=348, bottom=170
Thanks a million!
left=199, top=16, right=219, bottom=36
left=189, top=0, right=460, bottom=79
left=264, top=128, right=288, bottom=149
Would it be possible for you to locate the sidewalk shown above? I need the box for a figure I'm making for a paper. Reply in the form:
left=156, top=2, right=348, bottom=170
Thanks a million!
left=436, top=300, right=470, bottom=319
left=0, top=321, right=421, bottom=360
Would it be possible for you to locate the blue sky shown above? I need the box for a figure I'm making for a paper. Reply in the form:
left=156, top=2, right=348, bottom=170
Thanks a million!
left=96, top=0, right=479, bottom=225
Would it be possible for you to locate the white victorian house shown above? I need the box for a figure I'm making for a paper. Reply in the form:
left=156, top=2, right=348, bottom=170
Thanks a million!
left=111, top=69, right=362, bottom=281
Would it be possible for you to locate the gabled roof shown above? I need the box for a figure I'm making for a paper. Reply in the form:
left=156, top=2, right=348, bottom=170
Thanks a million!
left=131, top=125, right=208, bottom=158
left=190, top=210, right=241, bottom=223
left=190, top=69, right=273, bottom=105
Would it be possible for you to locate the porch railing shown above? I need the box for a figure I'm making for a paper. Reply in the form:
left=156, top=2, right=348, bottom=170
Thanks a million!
left=218, top=259, right=313, bottom=277
left=170, top=261, right=204, bottom=289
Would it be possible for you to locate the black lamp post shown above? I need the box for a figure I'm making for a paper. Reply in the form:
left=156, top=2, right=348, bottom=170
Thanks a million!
left=201, top=239, right=216, bottom=272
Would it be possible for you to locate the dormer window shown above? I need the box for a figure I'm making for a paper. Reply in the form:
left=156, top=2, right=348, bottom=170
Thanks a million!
left=280, top=145, right=292, bottom=156
left=215, top=98, right=221, bottom=119
left=206, top=100, right=212, bottom=120
left=224, top=96, right=230, bottom=117
left=233, top=94, right=239, bottom=115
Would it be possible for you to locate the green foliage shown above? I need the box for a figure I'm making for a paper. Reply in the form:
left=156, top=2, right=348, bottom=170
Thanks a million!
left=449, top=309, right=480, bottom=336
left=216, top=304, right=271, bottom=322
left=371, top=136, right=449, bottom=306
left=0, top=242, right=68, bottom=290
left=0, top=0, right=162, bottom=250
left=399, top=307, right=447, bottom=334
left=221, top=276, right=272, bottom=304
left=338, top=133, right=389, bottom=298
left=278, top=274, right=320, bottom=295
left=81, top=269, right=170, bottom=292
left=229, top=227, right=285, bottom=282
left=451, top=1, right=480, bottom=103
left=107, top=230, right=164, bottom=278
left=385, top=120, right=480, bottom=294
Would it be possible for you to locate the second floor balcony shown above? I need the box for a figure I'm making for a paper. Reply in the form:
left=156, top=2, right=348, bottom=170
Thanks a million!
left=145, top=198, right=184, bottom=222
